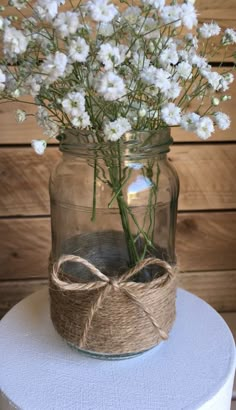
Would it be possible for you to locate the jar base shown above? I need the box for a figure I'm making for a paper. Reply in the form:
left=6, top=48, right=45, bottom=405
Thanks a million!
left=67, top=341, right=164, bottom=360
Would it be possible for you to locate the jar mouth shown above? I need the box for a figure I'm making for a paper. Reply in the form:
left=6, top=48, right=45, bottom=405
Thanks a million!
left=59, top=128, right=173, bottom=159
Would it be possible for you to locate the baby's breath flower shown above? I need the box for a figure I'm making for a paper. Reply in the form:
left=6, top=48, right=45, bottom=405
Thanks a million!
left=161, top=103, right=181, bottom=126
left=34, top=0, right=59, bottom=21
left=31, top=139, right=47, bottom=155
left=53, top=11, right=80, bottom=39
left=16, top=109, right=26, bottom=123
left=176, top=61, right=192, bottom=80
left=104, top=117, right=131, bottom=142
left=214, top=112, right=231, bottom=130
left=180, top=3, right=197, bottom=30
left=198, top=22, right=221, bottom=39
left=3, top=26, right=29, bottom=58
left=222, top=28, right=236, bottom=45
left=181, top=112, right=200, bottom=132
left=160, top=5, right=182, bottom=29
left=62, top=91, right=86, bottom=117
left=196, top=116, right=214, bottom=140
left=122, top=6, right=141, bottom=24
left=96, top=71, right=126, bottom=101
left=71, top=112, right=91, bottom=129
left=40, top=52, right=68, bottom=84
left=141, top=0, right=165, bottom=10
left=87, top=0, right=118, bottom=23
left=0, top=69, right=6, bottom=91
left=68, top=38, right=89, bottom=63
left=97, top=43, right=127, bottom=71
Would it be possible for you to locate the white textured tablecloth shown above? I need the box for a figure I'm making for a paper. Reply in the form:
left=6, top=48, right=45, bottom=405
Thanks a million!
left=0, top=288, right=235, bottom=410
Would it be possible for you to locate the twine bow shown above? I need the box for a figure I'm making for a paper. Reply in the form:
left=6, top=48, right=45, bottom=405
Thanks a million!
left=51, top=255, right=175, bottom=349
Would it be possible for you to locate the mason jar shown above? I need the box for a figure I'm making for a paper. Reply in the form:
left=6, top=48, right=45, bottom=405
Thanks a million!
left=49, top=128, right=179, bottom=359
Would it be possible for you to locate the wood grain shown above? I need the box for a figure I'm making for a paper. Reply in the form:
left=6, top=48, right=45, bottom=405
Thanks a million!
left=0, top=212, right=235, bottom=280
left=0, top=279, right=47, bottom=319
left=0, top=144, right=236, bottom=216
left=178, top=270, right=236, bottom=312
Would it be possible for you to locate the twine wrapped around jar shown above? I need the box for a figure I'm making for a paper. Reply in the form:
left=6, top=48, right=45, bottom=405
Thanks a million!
left=49, top=253, right=177, bottom=355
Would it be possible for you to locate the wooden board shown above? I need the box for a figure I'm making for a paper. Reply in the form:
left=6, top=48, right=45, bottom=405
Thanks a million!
left=178, top=270, right=236, bottom=312
left=0, top=279, right=47, bottom=319
left=0, top=212, right=236, bottom=280
left=0, top=144, right=236, bottom=216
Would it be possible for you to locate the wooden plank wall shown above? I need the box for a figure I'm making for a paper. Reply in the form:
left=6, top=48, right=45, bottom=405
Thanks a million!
left=0, top=0, right=236, bottom=317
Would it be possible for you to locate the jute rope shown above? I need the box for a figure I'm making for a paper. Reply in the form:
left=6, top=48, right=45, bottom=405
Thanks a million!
left=49, top=254, right=177, bottom=355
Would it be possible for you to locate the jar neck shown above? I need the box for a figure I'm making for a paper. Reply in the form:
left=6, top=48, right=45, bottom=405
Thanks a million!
left=59, top=128, right=173, bottom=160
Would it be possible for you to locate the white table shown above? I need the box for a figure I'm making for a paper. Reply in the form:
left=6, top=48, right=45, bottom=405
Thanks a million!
left=0, top=288, right=235, bottom=410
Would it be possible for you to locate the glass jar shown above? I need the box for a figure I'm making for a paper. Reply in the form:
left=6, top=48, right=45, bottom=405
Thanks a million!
left=49, top=128, right=179, bottom=358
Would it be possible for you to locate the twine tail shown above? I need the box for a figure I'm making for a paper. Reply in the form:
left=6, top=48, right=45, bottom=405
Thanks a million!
left=122, top=288, right=168, bottom=340
left=79, top=285, right=111, bottom=349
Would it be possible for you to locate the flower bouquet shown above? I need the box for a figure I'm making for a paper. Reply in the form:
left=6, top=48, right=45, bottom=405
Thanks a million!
left=0, top=0, right=235, bottom=358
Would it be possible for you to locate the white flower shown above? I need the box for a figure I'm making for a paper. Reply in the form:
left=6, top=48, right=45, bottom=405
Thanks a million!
left=53, top=12, right=80, bottom=39
left=222, top=28, right=236, bottom=45
left=141, top=66, right=171, bottom=93
left=161, top=103, right=181, bottom=126
left=180, top=3, right=197, bottom=30
left=217, top=72, right=234, bottom=92
left=141, top=0, right=165, bottom=10
left=176, top=61, right=192, bottom=80
left=128, top=176, right=152, bottom=195
left=189, top=53, right=208, bottom=69
left=0, top=69, right=6, bottom=91
left=34, top=0, right=59, bottom=21
left=8, top=0, right=27, bottom=9
left=214, top=112, right=231, bottom=130
left=196, top=116, right=214, bottom=140
left=41, top=52, right=68, bottom=84
left=31, top=139, right=47, bottom=155
left=97, top=43, right=126, bottom=70
left=71, top=112, right=91, bottom=129
left=16, top=109, right=26, bottom=123
left=159, top=44, right=179, bottom=67
left=62, top=91, right=86, bottom=117
left=68, top=38, right=89, bottom=63
left=138, top=17, right=160, bottom=39
left=36, top=106, right=59, bottom=137
left=97, top=23, right=114, bottom=37
left=104, top=117, right=131, bottom=141
left=180, top=112, right=200, bottom=131
left=165, top=81, right=182, bottom=99
left=160, top=5, right=182, bottom=28
left=199, top=22, right=221, bottom=39
left=185, top=33, right=198, bottom=49
left=88, top=0, right=118, bottom=23
left=3, top=27, right=29, bottom=57
left=123, top=7, right=141, bottom=24
left=200, top=69, right=222, bottom=91
left=0, top=16, right=3, bottom=31
left=131, top=51, right=150, bottom=71
left=96, top=71, right=126, bottom=101
left=25, top=75, right=42, bottom=97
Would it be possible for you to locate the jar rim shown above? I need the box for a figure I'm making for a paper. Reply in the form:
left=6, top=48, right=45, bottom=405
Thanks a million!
left=59, top=128, right=173, bottom=159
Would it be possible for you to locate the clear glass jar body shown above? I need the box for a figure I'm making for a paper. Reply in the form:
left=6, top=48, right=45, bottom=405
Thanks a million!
left=49, top=129, right=179, bottom=358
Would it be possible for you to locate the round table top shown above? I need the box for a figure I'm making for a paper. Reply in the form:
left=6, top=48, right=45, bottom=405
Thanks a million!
left=0, top=288, right=235, bottom=410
